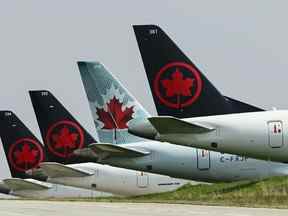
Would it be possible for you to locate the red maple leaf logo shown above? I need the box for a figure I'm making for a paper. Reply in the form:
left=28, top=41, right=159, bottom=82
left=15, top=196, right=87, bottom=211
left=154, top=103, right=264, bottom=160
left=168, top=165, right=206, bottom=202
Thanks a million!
left=8, top=138, right=44, bottom=172
left=46, top=120, right=84, bottom=158
left=14, top=143, right=39, bottom=166
left=51, top=126, right=79, bottom=150
left=153, top=62, right=203, bottom=109
left=96, top=97, right=134, bottom=129
left=161, top=68, right=194, bottom=97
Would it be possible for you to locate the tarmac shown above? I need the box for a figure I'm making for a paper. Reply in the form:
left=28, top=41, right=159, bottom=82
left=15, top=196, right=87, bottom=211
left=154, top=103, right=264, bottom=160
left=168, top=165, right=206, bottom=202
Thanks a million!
left=0, top=200, right=288, bottom=216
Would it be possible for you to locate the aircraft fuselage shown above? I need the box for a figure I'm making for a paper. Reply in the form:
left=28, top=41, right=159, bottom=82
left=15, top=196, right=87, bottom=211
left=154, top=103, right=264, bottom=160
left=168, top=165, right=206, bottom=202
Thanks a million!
left=100, top=139, right=288, bottom=182
left=152, top=110, right=288, bottom=164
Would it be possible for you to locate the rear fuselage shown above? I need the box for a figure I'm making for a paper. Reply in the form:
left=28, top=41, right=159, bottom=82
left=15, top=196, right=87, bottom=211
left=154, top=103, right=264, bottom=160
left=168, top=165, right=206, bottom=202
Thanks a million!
left=46, top=163, right=188, bottom=196
left=100, top=139, right=288, bottom=182
left=0, top=179, right=111, bottom=198
left=155, top=110, right=288, bottom=163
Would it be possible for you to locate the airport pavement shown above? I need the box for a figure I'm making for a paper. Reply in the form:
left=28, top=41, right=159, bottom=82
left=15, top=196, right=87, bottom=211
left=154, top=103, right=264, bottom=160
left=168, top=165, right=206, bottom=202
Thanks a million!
left=0, top=200, right=287, bottom=216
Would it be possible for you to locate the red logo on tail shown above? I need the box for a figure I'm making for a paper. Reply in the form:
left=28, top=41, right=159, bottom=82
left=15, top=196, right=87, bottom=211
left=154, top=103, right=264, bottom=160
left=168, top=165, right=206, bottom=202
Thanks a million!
left=153, top=62, right=202, bottom=109
left=8, top=138, right=44, bottom=172
left=96, top=97, right=134, bottom=129
left=46, top=120, right=84, bottom=158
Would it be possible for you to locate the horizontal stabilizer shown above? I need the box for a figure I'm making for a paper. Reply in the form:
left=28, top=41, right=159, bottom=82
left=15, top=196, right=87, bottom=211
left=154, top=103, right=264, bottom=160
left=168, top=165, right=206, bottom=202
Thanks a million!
left=40, top=162, right=93, bottom=178
left=148, top=116, right=215, bottom=134
left=73, top=147, right=98, bottom=160
left=3, top=178, right=51, bottom=191
left=89, top=143, right=150, bottom=158
left=0, top=182, right=11, bottom=194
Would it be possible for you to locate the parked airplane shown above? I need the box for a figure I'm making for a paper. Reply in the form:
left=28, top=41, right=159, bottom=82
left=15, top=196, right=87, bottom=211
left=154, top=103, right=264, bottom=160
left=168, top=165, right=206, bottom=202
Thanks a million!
left=129, top=25, right=288, bottom=164
left=0, top=111, right=110, bottom=198
left=132, top=24, right=263, bottom=118
left=29, top=90, right=187, bottom=196
left=77, top=60, right=288, bottom=182
left=135, top=111, right=288, bottom=164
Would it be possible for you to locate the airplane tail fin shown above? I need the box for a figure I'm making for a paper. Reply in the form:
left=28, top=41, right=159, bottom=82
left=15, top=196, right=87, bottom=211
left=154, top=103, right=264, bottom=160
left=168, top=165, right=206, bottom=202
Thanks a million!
left=78, top=61, right=149, bottom=144
left=29, top=90, right=97, bottom=163
left=223, top=96, right=263, bottom=113
left=133, top=25, right=263, bottom=118
left=0, top=111, right=45, bottom=179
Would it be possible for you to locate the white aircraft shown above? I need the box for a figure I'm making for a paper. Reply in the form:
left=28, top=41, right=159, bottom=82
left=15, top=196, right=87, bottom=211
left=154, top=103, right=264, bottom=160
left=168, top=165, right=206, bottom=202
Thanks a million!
left=133, top=111, right=288, bottom=164
left=76, top=59, right=288, bottom=183
left=72, top=25, right=288, bottom=180
left=0, top=177, right=109, bottom=199
left=40, top=162, right=185, bottom=196
left=128, top=25, right=288, bottom=164
left=26, top=92, right=188, bottom=196
left=0, top=110, right=185, bottom=198
left=0, top=111, right=112, bottom=198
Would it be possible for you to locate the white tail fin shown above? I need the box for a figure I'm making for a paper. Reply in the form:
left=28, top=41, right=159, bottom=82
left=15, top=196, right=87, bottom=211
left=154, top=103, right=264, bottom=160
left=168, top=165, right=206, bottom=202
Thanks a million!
left=78, top=61, right=150, bottom=144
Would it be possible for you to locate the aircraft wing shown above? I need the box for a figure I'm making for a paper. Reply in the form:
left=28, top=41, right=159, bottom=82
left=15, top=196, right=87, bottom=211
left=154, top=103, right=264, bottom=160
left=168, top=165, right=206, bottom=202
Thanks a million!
left=3, top=178, right=52, bottom=191
left=89, top=143, right=151, bottom=158
left=40, top=162, right=94, bottom=178
left=148, top=116, right=215, bottom=134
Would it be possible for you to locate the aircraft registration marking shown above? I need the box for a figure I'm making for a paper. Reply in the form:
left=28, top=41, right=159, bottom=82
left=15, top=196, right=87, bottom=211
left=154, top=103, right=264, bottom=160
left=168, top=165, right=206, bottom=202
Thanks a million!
left=220, top=154, right=247, bottom=163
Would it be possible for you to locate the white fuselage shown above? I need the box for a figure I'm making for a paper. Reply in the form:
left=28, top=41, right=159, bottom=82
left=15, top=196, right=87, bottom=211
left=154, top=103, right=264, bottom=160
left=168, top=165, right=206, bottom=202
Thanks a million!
left=0, top=193, right=15, bottom=199
left=46, top=163, right=188, bottom=196
left=154, top=110, right=288, bottom=163
left=97, top=125, right=288, bottom=182
left=0, top=179, right=112, bottom=198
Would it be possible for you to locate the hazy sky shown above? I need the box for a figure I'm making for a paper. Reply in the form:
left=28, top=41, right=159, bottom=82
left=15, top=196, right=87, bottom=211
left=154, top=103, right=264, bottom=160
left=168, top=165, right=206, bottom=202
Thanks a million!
left=1, top=0, right=288, bottom=177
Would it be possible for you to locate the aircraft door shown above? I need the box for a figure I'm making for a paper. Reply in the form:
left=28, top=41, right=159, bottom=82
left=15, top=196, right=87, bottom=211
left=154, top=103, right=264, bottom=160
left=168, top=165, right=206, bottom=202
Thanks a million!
left=137, top=172, right=149, bottom=188
left=197, top=149, right=210, bottom=170
left=268, top=121, right=283, bottom=148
